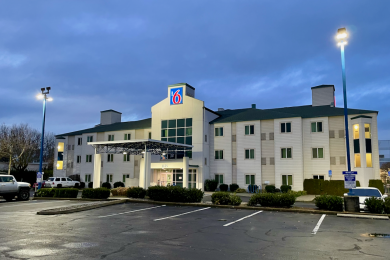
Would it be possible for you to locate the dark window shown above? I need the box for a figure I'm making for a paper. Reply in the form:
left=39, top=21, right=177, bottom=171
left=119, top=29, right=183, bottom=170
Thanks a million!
left=161, top=120, right=167, bottom=129
left=168, top=129, right=176, bottom=137
left=354, top=139, right=360, bottom=153
left=185, top=137, right=192, bottom=145
left=186, top=118, right=192, bottom=127
left=281, top=123, right=286, bottom=133
left=177, top=119, right=185, bottom=127
left=168, top=137, right=176, bottom=143
left=177, top=128, right=185, bottom=136
left=286, top=123, right=291, bottom=132
left=177, top=137, right=185, bottom=144
left=366, top=139, right=372, bottom=153
left=168, top=119, right=176, bottom=128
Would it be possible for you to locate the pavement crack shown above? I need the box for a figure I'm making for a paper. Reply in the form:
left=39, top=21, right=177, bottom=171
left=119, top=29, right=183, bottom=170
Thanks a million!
left=100, top=241, right=138, bottom=259
left=358, top=250, right=384, bottom=258
left=282, top=235, right=312, bottom=241
left=338, top=244, right=361, bottom=252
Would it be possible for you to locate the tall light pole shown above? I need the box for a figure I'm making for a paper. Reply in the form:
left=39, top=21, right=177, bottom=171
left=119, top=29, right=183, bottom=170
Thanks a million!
left=36, top=87, right=52, bottom=190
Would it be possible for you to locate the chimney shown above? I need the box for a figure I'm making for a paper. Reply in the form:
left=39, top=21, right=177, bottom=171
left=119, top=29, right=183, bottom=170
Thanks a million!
left=100, top=110, right=122, bottom=125
left=311, top=85, right=335, bottom=106
left=251, top=104, right=256, bottom=109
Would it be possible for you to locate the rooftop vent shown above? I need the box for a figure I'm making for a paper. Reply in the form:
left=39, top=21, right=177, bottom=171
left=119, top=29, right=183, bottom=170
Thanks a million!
left=218, top=108, right=224, bottom=111
left=251, top=104, right=256, bottom=109
left=100, top=109, right=122, bottom=125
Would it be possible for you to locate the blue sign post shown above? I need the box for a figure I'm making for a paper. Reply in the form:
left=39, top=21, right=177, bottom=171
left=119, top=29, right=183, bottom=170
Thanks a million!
left=328, top=170, right=332, bottom=179
left=36, top=172, right=43, bottom=192
left=388, top=171, right=390, bottom=177
left=343, top=171, right=357, bottom=192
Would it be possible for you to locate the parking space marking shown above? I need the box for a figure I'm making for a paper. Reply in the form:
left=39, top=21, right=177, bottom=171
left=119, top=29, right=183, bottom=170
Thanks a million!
left=0, top=200, right=70, bottom=209
left=154, top=207, right=211, bottom=221
left=311, top=214, right=326, bottom=235
left=98, top=205, right=166, bottom=218
left=223, top=211, right=263, bottom=227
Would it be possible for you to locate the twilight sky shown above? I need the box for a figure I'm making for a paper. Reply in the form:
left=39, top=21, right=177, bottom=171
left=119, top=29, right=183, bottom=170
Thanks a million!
left=1, top=0, right=389, bottom=138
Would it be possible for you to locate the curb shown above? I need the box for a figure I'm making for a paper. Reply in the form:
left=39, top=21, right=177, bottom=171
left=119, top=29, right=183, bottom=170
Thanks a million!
left=36, top=199, right=126, bottom=215
left=337, top=213, right=389, bottom=220
left=33, top=197, right=112, bottom=201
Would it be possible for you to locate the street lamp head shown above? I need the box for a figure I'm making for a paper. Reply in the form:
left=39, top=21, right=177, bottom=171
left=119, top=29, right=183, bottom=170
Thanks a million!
left=40, top=88, right=45, bottom=93
left=36, top=94, right=44, bottom=100
left=336, top=28, right=348, bottom=46
left=47, top=97, right=53, bottom=101
left=46, top=87, right=51, bottom=91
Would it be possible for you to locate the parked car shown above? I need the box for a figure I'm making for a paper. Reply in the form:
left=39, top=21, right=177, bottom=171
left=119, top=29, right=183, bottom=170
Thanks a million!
left=32, top=181, right=46, bottom=188
left=45, top=177, right=80, bottom=188
left=344, top=187, right=388, bottom=211
left=0, top=174, right=31, bottom=201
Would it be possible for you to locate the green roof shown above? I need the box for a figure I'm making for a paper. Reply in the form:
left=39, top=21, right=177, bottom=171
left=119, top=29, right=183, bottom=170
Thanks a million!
left=56, top=118, right=151, bottom=137
left=210, top=105, right=377, bottom=124
left=100, top=109, right=122, bottom=114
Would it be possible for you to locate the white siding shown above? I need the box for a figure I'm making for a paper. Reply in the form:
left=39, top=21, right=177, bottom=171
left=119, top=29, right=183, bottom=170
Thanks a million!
left=260, top=120, right=275, bottom=185
left=210, top=123, right=232, bottom=185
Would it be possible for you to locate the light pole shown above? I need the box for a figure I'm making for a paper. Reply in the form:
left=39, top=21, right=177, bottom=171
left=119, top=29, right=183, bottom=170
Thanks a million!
left=36, top=87, right=52, bottom=191
left=336, top=28, right=351, bottom=172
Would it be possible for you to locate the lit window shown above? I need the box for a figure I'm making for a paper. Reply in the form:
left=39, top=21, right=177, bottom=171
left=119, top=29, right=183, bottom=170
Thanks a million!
left=353, top=124, right=359, bottom=139
left=355, top=154, right=361, bottom=167
left=364, top=124, right=371, bottom=139
left=366, top=153, right=372, bottom=167
left=56, top=161, right=63, bottom=170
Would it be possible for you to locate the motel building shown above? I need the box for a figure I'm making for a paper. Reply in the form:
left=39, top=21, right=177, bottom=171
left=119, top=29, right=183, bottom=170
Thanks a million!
left=54, top=83, right=380, bottom=191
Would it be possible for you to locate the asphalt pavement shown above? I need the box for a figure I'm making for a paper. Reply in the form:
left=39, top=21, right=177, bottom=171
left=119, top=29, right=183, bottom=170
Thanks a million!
left=0, top=200, right=389, bottom=259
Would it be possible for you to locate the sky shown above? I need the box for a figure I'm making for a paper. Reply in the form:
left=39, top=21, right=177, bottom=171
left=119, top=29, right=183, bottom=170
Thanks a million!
left=0, top=0, right=389, bottom=138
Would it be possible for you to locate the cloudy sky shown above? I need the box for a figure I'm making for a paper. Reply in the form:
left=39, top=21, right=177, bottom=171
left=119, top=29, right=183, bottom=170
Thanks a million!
left=1, top=0, right=389, bottom=138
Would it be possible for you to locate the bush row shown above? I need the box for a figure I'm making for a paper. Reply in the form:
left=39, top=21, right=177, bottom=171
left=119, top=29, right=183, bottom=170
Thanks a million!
left=248, top=193, right=296, bottom=207
left=368, top=180, right=385, bottom=194
left=147, top=186, right=204, bottom=203
left=36, top=188, right=79, bottom=198
left=314, top=195, right=343, bottom=211
left=365, top=197, right=390, bottom=214
left=304, top=179, right=361, bottom=196
left=211, top=192, right=242, bottom=206
left=82, top=188, right=111, bottom=199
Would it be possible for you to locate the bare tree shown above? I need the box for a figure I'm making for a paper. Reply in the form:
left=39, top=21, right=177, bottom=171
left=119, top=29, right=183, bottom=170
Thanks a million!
left=42, top=132, right=56, bottom=170
left=0, top=124, right=40, bottom=174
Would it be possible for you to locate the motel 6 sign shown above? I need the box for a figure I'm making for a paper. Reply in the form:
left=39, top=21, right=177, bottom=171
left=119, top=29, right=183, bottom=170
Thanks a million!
left=170, top=87, right=183, bottom=105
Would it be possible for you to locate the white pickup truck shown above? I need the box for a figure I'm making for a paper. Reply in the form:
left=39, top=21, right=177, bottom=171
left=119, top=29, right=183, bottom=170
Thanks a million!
left=45, top=177, right=80, bottom=188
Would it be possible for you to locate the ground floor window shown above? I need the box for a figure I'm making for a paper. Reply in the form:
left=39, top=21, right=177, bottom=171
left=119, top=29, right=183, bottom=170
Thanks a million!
left=85, top=174, right=92, bottom=182
left=173, top=169, right=183, bottom=187
left=106, top=174, right=113, bottom=183
left=123, top=174, right=130, bottom=183
left=188, top=169, right=197, bottom=189
left=245, top=175, right=255, bottom=185
left=215, top=174, right=224, bottom=184
left=282, top=175, right=293, bottom=185
left=313, top=175, right=324, bottom=180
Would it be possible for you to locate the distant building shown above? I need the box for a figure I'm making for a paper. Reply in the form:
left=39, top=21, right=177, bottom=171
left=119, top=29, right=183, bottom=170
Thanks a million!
left=54, top=83, right=380, bottom=190
left=379, top=140, right=390, bottom=167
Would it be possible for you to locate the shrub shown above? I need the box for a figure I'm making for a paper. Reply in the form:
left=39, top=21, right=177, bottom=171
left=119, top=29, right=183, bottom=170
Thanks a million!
left=88, top=182, right=93, bottom=188
left=368, top=180, right=385, bottom=194
left=114, top=182, right=125, bottom=188
left=82, top=188, right=111, bottom=199
left=288, top=190, right=307, bottom=198
left=365, top=197, right=384, bottom=214
left=80, top=182, right=85, bottom=189
left=229, top=184, right=239, bottom=192
left=235, top=188, right=246, bottom=193
left=127, top=187, right=147, bottom=198
left=54, top=188, right=79, bottom=198
left=219, top=184, right=228, bottom=191
left=265, top=185, right=276, bottom=193
left=204, top=179, right=218, bottom=191
left=36, top=188, right=56, bottom=197
left=102, top=182, right=112, bottom=189
left=304, top=179, right=361, bottom=196
left=211, top=191, right=242, bottom=206
left=281, top=185, right=292, bottom=193
left=384, top=197, right=390, bottom=214
left=111, top=187, right=129, bottom=196
left=314, top=195, right=343, bottom=211
left=147, top=186, right=204, bottom=203
left=248, top=193, right=295, bottom=207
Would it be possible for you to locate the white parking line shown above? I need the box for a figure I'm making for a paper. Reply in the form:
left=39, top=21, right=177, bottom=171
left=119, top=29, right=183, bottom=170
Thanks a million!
left=0, top=200, right=70, bottom=209
left=154, top=207, right=211, bottom=221
left=312, top=214, right=326, bottom=235
left=223, top=211, right=263, bottom=227
left=98, top=205, right=166, bottom=218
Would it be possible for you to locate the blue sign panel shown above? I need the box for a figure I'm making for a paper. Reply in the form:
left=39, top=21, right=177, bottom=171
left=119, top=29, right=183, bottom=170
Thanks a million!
left=342, top=171, right=358, bottom=175
left=388, top=171, right=390, bottom=177
left=170, top=87, right=183, bottom=105
left=328, top=170, right=332, bottom=177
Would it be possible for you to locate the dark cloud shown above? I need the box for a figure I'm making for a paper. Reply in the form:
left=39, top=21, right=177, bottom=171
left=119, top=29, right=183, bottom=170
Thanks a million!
left=0, top=0, right=389, bottom=138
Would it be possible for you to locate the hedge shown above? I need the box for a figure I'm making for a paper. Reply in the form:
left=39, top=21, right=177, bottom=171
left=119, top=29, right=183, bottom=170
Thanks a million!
left=211, top=192, right=242, bottom=206
left=368, top=180, right=385, bottom=194
left=265, top=185, right=276, bottom=193
left=280, top=185, right=292, bottom=193
left=80, top=182, right=86, bottom=188
left=204, top=179, right=218, bottom=191
left=248, top=193, right=296, bottom=207
left=102, top=182, right=112, bottom=189
left=304, top=179, right=361, bottom=196
left=114, top=182, right=125, bottom=188
left=229, top=184, right=239, bottom=192
left=127, top=187, right=147, bottom=198
left=219, top=184, right=228, bottom=191
left=82, top=188, right=111, bottom=199
left=147, top=186, right=204, bottom=203
left=384, top=197, right=390, bottom=214
left=314, top=195, right=343, bottom=211
left=36, top=188, right=78, bottom=198
left=88, top=182, right=93, bottom=188
left=365, top=197, right=384, bottom=214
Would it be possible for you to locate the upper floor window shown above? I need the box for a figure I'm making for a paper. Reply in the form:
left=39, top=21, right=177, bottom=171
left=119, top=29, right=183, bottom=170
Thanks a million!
left=148, top=132, right=152, bottom=139
left=107, top=154, right=114, bottom=162
left=364, top=124, right=371, bottom=139
left=312, top=148, right=324, bottom=159
left=86, top=155, right=92, bottom=163
left=161, top=118, right=192, bottom=159
left=215, top=150, right=224, bottom=160
left=215, top=127, right=223, bottom=136
left=311, top=122, right=323, bottom=133
left=281, top=148, right=292, bottom=159
left=124, top=133, right=131, bottom=140
left=281, top=122, right=291, bottom=133
left=123, top=153, right=130, bottom=162
left=245, top=125, right=255, bottom=135
left=76, top=155, right=81, bottom=163
left=108, top=135, right=114, bottom=141
left=353, top=124, right=359, bottom=139
left=245, top=149, right=255, bottom=159
left=87, top=136, right=93, bottom=142
left=77, top=138, right=82, bottom=145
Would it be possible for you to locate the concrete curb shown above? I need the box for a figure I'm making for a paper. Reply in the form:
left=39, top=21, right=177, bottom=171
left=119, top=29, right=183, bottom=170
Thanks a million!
left=337, top=213, right=389, bottom=220
left=36, top=199, right=127, bottom=215
left=33, top=197, right=112, bottom=201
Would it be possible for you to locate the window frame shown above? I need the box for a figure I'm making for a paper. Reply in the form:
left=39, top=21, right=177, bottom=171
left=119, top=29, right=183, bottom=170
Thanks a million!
left=107, top=154, right=114, bottom=162
left=312, top=147, right=324, bottom=159
left=244, top=149, right=255, bottom=160
left=124, top=133, right=131, bottom=140
left=245, top=125, right=255, bottom=135
left=123, top=153, right=130, bottom=162
left=214, top=150, right=224, bottom=160
left=280, top=122, right=292, bottom=133
left=86, top=155, right=92, bottom=163
left=76, top=155, right=81, bottom=163
left=245, top=174, right=256, bottom=185
left=311, top=121, right=323, bottom=133
left=215, top=174, right=224, bottom=184
left=77, top=137, right=82, bottom=145
left=313, top=175, right=325, bottom=180
left=106, top=174, right=113, bottom=183
left=281, top=147, right=293, bottom=159
left=108, top=134, right=115, bottom=141
left=87, top=136, right=93, bottom=142
left=282, top=174, right=293, bottom=185
left=215, top=127, right=224, bottom=137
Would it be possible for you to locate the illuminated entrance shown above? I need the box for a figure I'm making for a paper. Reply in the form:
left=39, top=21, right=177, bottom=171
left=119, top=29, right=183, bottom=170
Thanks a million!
left=157, top=169, right=197, bottom=188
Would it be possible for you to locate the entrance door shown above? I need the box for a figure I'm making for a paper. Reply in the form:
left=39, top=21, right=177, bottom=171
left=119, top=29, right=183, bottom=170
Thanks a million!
left=173, top=169, right=183, bottom=187
left=160, top=172, right=172, bottom=186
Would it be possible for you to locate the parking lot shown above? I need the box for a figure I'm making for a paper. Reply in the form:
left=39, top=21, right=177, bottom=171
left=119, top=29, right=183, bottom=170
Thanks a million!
left=0, top=200, right=389, bottom=260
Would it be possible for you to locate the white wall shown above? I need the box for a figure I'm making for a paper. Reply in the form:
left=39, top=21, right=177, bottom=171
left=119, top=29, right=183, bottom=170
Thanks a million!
left=210, top=122, right=232, bottom=185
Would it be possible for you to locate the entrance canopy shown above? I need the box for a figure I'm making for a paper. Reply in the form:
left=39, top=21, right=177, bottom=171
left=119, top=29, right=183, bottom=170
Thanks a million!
left=88, top=139, right=193, bottom=155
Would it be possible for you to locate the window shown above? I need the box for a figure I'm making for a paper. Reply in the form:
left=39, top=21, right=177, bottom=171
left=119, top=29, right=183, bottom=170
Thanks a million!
left=312, top=148, right=324, bottom=159
left=232, top=135, right=236, bottom=142
left=313, top=175, right=324, bottom=180
left=353, top=124, right=359, bottom=139
left=215, top=150, right=224, bottom=160
left=261, top=133, right=266, bottom=140
left=123, top=153, right=130, bottom=162
left=329, top=130, right=335, bottom=138
left=188, top=169, right=197, bottom=189
left=380, top=155, right=385, bottom=159
left=205, top=135, right=207, bottom=142
left=86, top=155, right=92, bottom=163
left=106, top=174, right=113, bottom=183
left=311, top=122, right=323, bottom=133
left=124, top=133, right=131, bottom=140
left=269, top=132, right=274, bottom=140
left=366, top=153, right=372, bottom=167
left=57, top=161, right=63, bottom=170
left=85, top=174, right=92, bottom=182
left=107, top=154, right=114, bottom=162
left=215, top=174, right=224, bottom=184
left=245, top=149, right=255, bottom=159
left=261, top=158, right=266, bottom=165
left=355, top=154, right=361, bottom=167
left=204, top=158, right=207, bottom=165
left=281, top=148, right=292, bottom=159
left=72, top=145, right=74, bottom=150
left=364, top=124, right=371, bottom=139
left=161, top=118, right=192, bottom=158
left=270, top=157, right=275, bottom=165
left=281, top=122, right=291, bottom=133
left=338, top=130, right=344, bottom=138
left=245, top=175, right=255, bottom=185
left=245, top=125, right=254, bottom=135
left=87, top=136, right=93, bottom=142
left=232, top=158, right=236, bottom=165
left=76, top=155, right=81, bottom=163
left=215, top=127, right=223, bottom=136
left=123, top=174, right=130, bottom=183
left=148, top=132, right=152, bottom=139
left=330, top=157, right=336, bottom=165
left=67, top=145, right=71, bottom=150
left=282, top=175, right=293, bottom=185
left=78, top=138, right=82, bottom=145
left=108, top=135, right=114, bottom=141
